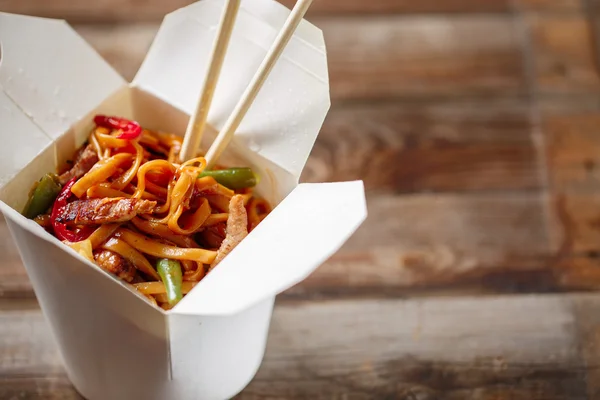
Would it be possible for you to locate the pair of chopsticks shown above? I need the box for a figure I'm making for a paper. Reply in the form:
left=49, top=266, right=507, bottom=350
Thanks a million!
left=179, top=0, right=314, bottom=168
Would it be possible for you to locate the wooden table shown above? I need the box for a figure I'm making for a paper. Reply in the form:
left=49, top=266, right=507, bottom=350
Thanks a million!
left=2, top=0, right=600, bottom=398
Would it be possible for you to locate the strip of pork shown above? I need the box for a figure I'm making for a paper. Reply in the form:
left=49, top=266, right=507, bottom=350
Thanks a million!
left=58, top=144, right=99, bottom=185
left=94, top=249, right=136, bottom=282
left=210, top=195, right=248, bottom=270
left=55, top=198, right=156, bottom=225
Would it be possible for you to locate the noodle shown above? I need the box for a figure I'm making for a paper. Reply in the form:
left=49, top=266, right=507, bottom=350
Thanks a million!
left=205, top=194, right=231, bottom=212
left=102, top=237, right=161, bottom=281
left=117, top=228, right=216, bottom=264
left=183, top=263, right=206, bottom=282
left=130, top=217, right=199, bottom=248
left=168, top=198, right=211, bottom=235
left=112, top=142, right=144, bottom=190
left=23, top=116, right=271, bottom=308
left=134, top=281, right=197, bottom=295
left=247, top=197, right=271, bottom=231
left=88, top=224, right=120, bottom=249
left=71, top=153, right=131, bottom=197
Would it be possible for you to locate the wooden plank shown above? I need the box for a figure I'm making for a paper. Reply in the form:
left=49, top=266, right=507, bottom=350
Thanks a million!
left=0, top=376, right=82, bottom=400
left=543, top=110, right=600, bottom=191
left=302, top=99, right=540, bottom=192
left=75, top=24, right=157, bottom=85
left=245, top=295, right=591, bottom=399
left=527, top=14, right=600, bottom=94
left=543, top=113, right=600, bottom=191
left=288, top=191, right=557, bottom=297
left=550, top=191, right=600, bottom=254
left=0, top=192, right=564, bottom=298
left=74, top=15, right=526, bottom=100
left=283, top=0, right=511, bottom=14
left=312, top=15, right=525, bottom=100
left=0, top=295, right=594, bottom=399
left=2, top=0, right=586, bottom=23
left=0, top=0, right=511, bottom=23
left=513, top=0, right=583, bottom=11
left=0, top=223, right=33, bottom=298
left=0, top=190, right=559, bottom=299
left=538, top=94, right=600, bottom=114
left=540, top=111, right=600, bottom=289
left=572, top=295, right=600, bottom=398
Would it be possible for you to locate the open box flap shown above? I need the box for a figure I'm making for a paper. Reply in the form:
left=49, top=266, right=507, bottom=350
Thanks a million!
left=0, top=89, right=53, bottom=188
left=133, top=0, right=329, bottom=180
left=0, top=13, right=126, bottom=140
left=173, top=181, right=367, bottom=316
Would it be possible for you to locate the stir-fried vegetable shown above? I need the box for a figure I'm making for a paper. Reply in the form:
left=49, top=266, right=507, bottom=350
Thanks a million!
left=94, top=115, right=142, bottom=140
left=23, top=173, right=62, bottom=219
left=199, top=167, right=258, bottom=190
left=157, top=258, right=183, bottom=307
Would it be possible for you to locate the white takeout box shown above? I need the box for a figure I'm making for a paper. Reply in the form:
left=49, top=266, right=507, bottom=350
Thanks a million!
left=0, top=1, right=367, bottom=399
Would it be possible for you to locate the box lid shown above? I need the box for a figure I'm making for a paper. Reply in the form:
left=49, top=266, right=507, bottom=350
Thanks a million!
left=173, top=181, right=367, bottom=315
left=0, top=13, right=126, bottom=140
left=133, top=0, right=329, bottom=180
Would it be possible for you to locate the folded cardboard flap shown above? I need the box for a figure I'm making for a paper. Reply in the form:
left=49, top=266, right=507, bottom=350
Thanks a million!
left=0, top=13, right=125, bottom=140
left=0, top=90, right=53, bottom=192
left=134, top=0, right=329, bottom=181
left=173, top=181, right=368, bottom=316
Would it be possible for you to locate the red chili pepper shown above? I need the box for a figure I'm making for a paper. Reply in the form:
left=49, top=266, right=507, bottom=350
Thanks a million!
left=94, top=115, right=142, bottom=140
left=50, top=177, right=94, bottom=242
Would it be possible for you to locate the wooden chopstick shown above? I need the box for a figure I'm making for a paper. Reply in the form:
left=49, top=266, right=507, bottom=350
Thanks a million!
left=204, top=0, right=314, bottom=169
left=179, top=0, right=241, bottom=163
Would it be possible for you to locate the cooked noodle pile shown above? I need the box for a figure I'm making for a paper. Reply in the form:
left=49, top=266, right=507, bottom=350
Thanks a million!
left=23, top=116, right=271, bottom=309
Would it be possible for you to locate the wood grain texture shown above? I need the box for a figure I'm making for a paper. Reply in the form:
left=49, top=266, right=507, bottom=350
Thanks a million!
left=551, top=191, right=600, bottom=254
left=514, top=0, right=583, bottom=11
left=0, top=295, right=595, bottom=399
left=572, top=295, right=600, bottom=398
left=540, top=112, right=600, bottom=289
left=0, top=191, right=557, bottom=299
left=74, top=15, right=526, bottom=100
left=316, top=15, right=525, bottom=100
left=527, top=14, right=600, bottom=93
left=542, top=112, right=600, bottom=257
left=0, top=0, right=585, bottom=23
left=0, top=0, right=511, bottom=23
left=544, top=113, right=600, bottom=190
left=302, top=100, right=540, bottom=192
left=0, top=224, right=33, bottom=298
left=288, top=191, right=558, bottom=297
left=244, top=295, right=591, bottom=399
left=75, top=24, right=157, bottom=85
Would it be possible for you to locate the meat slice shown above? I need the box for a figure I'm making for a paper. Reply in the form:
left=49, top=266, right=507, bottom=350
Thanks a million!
left=210, top=195, right=248, bottom=270
left=94, top=249, right=136, bottom=282
left=59, top=144, right=99, bottom=185
left=55, top=198, right=156, bottom=225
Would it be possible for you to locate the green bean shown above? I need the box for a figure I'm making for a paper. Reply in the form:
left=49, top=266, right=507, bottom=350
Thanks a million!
left=199, top=167, right=258, bottom=190
left=157, top=258, right=183, bottom=306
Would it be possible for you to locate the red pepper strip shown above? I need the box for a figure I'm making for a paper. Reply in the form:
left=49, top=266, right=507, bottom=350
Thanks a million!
left=94, top=115, right=142, bottom=140
left=51, top=177, right=95, bottom=242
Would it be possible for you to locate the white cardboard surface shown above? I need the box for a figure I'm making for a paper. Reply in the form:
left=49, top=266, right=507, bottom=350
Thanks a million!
left=0, top=12, right=125, bottom=139
left=0, top=90, right=53, bottom=187
left=175, top=181, right=367, bottom=315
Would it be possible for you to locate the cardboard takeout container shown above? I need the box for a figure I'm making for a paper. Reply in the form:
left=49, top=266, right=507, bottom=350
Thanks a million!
left=0, top=1, right=367, bottom=398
